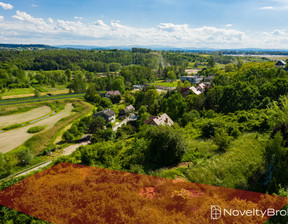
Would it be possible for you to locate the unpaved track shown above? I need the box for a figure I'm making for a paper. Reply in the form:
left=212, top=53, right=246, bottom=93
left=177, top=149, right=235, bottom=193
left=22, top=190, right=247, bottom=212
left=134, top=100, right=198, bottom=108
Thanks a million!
left=0, top=106, right=51, bottom=129
left=0, top=104, right=73, bottom=153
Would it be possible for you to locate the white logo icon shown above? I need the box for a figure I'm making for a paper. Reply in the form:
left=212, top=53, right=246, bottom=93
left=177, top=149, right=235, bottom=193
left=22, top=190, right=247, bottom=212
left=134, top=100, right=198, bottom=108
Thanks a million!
left=211, top=205, right=221, bottom=219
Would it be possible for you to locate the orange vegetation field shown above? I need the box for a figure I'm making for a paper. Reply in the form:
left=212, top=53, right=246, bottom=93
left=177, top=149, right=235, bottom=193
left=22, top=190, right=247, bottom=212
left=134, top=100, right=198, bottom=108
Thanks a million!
left=0, top=162, right=287, bottom=224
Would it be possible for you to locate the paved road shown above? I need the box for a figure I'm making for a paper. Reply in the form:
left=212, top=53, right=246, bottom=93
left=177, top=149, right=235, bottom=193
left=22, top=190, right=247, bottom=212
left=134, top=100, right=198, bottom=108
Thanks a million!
left=112, top=114, right=138, bottom=131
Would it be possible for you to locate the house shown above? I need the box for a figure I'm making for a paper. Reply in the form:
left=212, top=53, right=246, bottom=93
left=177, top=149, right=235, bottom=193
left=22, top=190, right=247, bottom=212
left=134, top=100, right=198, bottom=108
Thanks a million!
left=180, top=75, right=204, bottom=84
left=181, top=86, right=201, bottom=98
left=205, top=75, right=214, bottom=82
left=105, top=90, right=121, bottom=98
left=145, top=113, right=174, bottom=126
left=118, top=105, right=135, bottom=118
left=275, top=60, right=287, bottom=68
left=94, top=109, right=116, bottom=123
left=132, top=85, right=142, bottom=89
left=197, top=83, right=206, bottom=93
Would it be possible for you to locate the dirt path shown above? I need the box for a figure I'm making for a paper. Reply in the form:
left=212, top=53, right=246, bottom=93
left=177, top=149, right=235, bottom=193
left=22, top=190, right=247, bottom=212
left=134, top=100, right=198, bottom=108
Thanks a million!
left=0, top=106, right=51, bottom=129
left=0, top=104, right=74, bottom=154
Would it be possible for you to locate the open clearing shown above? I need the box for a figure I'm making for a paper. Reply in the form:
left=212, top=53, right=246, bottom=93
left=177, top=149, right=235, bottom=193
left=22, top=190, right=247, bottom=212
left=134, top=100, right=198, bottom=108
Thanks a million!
left=0, top=106, right=51, bottom=129
left=0, top=104, right=73, bottom=153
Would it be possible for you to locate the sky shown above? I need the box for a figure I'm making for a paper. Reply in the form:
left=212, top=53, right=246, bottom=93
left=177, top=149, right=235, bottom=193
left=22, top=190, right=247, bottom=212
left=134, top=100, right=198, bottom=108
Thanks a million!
left=0, top=0, right=287, bottom=49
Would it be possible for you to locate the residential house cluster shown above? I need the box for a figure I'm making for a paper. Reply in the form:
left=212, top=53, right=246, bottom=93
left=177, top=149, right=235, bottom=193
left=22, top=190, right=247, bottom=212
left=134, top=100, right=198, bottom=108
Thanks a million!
left=180, top=82, right=210, bottom=98
left=145, top=113, right=174, bottom=126
left=105, top=90, right=121, bottom=98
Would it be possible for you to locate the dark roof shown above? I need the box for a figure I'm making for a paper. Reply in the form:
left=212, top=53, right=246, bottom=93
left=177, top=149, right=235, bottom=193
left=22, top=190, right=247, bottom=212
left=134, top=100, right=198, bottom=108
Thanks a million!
left=276, top=60, right=286, bottom=66
left=145, top=116, right=157, bottom=124
left=180, top=88, right=189, bottom=94
left=95, top=109, right=115, bottom=117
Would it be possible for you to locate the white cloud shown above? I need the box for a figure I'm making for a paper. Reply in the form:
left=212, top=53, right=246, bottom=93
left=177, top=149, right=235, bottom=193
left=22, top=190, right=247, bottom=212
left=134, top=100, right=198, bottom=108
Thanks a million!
left=259, top=6, right=274, bottom=10
left=1, top=11, right=288, bottom=49
left=74, top=17, right=83, bottom=20
left=47, top=18, right=54, bottom=24
left=0, top=15, right=3, bottom=21
left=0, top=2, right=13, bottom=10
left=225, top=24, right=232, bottom=27
left=31, top=4, right=38, bottom=7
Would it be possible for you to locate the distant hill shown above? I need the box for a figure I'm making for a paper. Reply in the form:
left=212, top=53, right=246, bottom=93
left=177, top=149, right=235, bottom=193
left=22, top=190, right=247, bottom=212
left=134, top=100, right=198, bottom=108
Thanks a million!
left=55, top=45, right=288, bottom=53
left=1, top=43, right=288, bottom=54
left=0, top=44, right=56, bottom=51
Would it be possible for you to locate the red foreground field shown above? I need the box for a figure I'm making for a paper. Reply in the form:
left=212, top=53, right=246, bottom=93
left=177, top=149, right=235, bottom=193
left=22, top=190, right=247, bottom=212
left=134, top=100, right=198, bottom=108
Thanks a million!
left=0, top=162, right=287, bottom=224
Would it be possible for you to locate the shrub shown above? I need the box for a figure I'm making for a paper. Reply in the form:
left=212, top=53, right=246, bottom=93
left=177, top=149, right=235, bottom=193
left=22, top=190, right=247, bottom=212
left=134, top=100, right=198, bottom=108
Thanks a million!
left=230, top=128, right=241, bottom=139
left=213, top=128, right=232, bottom=151
left=27, top=126, right=46, bottom=133
left=144, top=125, right=187, bottom=168
left=17, top=148, right=34, bottom=166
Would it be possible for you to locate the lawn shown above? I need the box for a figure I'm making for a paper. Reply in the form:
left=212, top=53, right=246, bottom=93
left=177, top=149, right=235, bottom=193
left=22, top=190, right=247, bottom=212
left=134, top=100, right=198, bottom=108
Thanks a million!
left=34, top=84, right=69, bottom=93
left=149, top=80, right=180, bottom=87
left=1, top=87, right=35, bottom=97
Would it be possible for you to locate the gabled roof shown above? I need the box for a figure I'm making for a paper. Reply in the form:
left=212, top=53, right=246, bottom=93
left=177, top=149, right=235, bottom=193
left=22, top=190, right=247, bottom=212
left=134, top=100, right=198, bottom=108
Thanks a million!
left=122, top=105, right=135, bottom=113
left=145, top=116, right=157, bottom=124
left=276, top=60, right=286, bottom=66
left=95, top=109, right=116, bottom=117
left=197, top=83, right=206, bottom=89
left=106, top=90, right=121, bottom=96
left=190, top=86, right=201, bottom=95
left=145, top=113, right=174, bottom=126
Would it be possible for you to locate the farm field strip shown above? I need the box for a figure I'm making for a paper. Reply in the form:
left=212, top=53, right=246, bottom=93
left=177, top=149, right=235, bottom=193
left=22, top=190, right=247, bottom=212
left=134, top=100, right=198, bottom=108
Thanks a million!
left=0, top=104, right=74, bottom=154
left=0, top=106, right=52, bottom=130
left=0, top=93, right=84, bottom=106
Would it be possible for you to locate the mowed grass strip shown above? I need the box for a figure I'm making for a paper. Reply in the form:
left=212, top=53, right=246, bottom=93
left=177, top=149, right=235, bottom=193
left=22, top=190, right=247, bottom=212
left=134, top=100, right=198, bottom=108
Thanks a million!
left=2, top=123, right=22, bottom=131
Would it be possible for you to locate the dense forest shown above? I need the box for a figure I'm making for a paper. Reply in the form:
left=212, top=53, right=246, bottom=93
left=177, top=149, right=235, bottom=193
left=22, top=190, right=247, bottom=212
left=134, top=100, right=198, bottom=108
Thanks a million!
left=1, top=48, right=288, bottom=223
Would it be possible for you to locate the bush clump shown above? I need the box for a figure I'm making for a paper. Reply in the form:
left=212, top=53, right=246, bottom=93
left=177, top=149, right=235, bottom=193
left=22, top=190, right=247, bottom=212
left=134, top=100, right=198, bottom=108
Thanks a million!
left=27, top=125, right=46, bottom=133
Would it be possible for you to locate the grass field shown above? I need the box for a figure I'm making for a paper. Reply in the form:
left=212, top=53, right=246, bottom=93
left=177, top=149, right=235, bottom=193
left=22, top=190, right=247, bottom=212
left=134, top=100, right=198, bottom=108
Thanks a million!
left=0, top=93, right=84, bottom=106
left=149, top=80, right=180, bottom=87
left=1, top=85, right=69, bottom=99
left=0, top=106, right=51, bottom=130
left=1, top=88, right=35, bottom=97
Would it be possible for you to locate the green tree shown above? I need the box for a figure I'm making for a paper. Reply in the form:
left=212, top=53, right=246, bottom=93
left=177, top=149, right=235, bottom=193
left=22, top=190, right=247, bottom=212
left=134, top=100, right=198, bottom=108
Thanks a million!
left=144, top=125, right=187, bottom=168
left=162, top=93, right=187, bottom=120
left=167, top=70, right=176, bottom=80
left=111, top=76, right=125, bottom=93
left=100, top=97, right=113, bottom=108
left=136, top=106, right=150, bottom=128
left=207, top=56, right=216, bottom=68
left=34, top=89, right=40, bottom=97
left=65, top=69, right=72, bottom=81
left=85, top=84, right=101, bottom=104
left=17, top=148, right=34, bottom=166
left=89, top=116, right=106, bottom=134
left=213, top=128, right=232, bottom=151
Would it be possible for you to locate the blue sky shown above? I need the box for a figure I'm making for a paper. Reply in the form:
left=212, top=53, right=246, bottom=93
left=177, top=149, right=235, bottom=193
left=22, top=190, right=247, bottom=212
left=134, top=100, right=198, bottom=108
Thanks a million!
left=0, top=0, right=287, bottom=48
